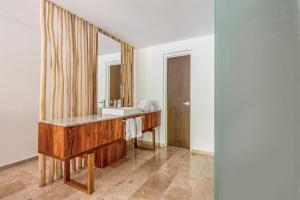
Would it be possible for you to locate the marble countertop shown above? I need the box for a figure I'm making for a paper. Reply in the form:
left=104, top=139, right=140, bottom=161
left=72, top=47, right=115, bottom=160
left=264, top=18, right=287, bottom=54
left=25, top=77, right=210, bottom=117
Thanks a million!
left=39, top=109, right=160, bottom=127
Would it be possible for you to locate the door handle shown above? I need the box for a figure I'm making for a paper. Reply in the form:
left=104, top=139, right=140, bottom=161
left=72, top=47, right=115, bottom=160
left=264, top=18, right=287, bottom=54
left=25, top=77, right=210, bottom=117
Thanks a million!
left=183, top=101, right=191, bottom=106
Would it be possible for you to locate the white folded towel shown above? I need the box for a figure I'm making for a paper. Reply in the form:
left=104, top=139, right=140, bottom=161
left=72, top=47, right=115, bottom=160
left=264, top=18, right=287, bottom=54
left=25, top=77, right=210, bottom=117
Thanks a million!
left=126, top=118, right=136, bottom=141
left=135, top=117, right=143, bottom=138
left=138, top=100, right=156, bottom=112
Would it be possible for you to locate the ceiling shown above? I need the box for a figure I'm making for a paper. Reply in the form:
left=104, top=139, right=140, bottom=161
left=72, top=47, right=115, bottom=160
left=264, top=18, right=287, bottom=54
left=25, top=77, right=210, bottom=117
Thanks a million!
left=0, top=0, right=213, bottom=52
left=51, top=0, right=214, bottom=48
left=98, top=34, right=121, bottom=55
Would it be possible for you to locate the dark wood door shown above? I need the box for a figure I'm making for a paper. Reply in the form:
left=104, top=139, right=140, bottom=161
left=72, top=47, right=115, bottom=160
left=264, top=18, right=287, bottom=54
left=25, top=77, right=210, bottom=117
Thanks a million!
left=167, top=55, right=190, bottom=149
left=109, top=64, right=121, bottom=106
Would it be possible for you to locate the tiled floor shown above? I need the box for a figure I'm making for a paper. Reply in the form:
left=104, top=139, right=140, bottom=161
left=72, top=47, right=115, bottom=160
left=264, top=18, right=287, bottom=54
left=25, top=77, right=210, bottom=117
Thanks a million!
left=0, top=146, right=213, bottom=200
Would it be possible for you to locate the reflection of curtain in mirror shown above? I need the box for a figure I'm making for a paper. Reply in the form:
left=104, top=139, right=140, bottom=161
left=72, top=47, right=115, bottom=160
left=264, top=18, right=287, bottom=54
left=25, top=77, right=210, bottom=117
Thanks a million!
left=121, top=42, right=134, bottom=107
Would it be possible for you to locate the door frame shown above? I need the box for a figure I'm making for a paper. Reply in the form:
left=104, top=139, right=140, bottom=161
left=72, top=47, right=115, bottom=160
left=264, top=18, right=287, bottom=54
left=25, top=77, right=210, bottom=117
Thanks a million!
left=163, top=50, right=192, bottom=149
left=105, top=61, right=121, bottom=107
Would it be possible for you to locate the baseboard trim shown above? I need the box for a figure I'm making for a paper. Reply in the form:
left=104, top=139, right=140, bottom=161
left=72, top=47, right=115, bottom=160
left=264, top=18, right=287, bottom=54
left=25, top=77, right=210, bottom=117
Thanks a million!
left=0, top=156, right=38, bottom=171
left=191, top=149, right=214, bottom=157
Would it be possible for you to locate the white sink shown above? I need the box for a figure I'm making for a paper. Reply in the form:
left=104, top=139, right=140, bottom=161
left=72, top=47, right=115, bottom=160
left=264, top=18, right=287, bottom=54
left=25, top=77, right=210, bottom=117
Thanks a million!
left=102, top=107, right=141, bottom=116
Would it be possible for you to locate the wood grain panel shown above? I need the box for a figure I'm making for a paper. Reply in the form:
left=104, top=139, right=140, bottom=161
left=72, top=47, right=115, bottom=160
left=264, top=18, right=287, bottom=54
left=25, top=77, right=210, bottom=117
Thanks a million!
left=95, top=140, right=126, bottom=168
left=109, top=64, right=121, bottom=105
left=64, top=119, right=123, bottom=158
left=167, top=55, right=190, bottom=149
left=100, top=121, right=109, bottom=145
left=38, top=123, right=66, bottom=159
left=108, top=140, right=125, bottom=165
left=151, top=112, right=161, bottom=128
left=38, top=112, right=160, bottom=159
left=95, top=145, right=109, bottom=168
left=108, top=119, right=122, bottom=142
left=143, top=113, right=152, bottom=131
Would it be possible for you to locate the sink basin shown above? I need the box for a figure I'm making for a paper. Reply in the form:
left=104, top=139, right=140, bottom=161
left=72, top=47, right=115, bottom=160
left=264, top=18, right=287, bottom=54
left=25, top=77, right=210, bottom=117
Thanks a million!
left=102, top=107, right=141, bottom=116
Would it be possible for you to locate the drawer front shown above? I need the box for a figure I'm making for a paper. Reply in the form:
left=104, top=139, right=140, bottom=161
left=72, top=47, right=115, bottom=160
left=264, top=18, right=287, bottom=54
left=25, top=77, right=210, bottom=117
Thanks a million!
left=95, top=139, right=126, bottom=168
left=100, top=120, right=109, bottom=145
left=143, top=113, right=152, bottom=131
left=39, top=111, right=160, bottom=159
left=66, top=123, right=101, bottom=157
left=142, top=111, right=161, bottom=131
left=108, top=119, right=123, bottom=142
left=38, top=123, right=66, bottom=159
left=66, top=119, right=123, bottom=158
left=151, top=111, right=161, bottom=127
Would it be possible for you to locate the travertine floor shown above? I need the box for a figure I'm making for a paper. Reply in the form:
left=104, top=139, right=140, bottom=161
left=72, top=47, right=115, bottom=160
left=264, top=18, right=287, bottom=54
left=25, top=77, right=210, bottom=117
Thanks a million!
left=0, top=146, right=213, bottom=200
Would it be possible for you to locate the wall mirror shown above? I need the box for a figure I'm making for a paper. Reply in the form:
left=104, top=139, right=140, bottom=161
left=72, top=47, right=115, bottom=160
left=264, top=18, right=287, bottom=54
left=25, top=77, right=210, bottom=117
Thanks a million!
left=98, top=33, right=121, bottom=109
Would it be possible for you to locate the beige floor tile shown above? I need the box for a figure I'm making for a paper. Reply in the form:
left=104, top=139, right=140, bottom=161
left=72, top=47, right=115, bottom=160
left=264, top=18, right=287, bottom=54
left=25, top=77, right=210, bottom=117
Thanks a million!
left=0, top=146, right=213, bottom=200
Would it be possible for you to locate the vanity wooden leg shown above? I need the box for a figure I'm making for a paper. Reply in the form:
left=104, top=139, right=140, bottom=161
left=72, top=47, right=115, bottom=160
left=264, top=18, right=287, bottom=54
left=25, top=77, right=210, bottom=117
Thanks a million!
left=87, top=153, right=94, bottom=194
left=134, top=129, right=156, bottom=151
left=38, top=153, right=46, bottom=187
left=152, top=128, right=156, bottom=150
left=64, top=158, right=70, bottom=182
left=134, top=137, right=138, bottom=148
left=64, top=153, right=94, bottom=194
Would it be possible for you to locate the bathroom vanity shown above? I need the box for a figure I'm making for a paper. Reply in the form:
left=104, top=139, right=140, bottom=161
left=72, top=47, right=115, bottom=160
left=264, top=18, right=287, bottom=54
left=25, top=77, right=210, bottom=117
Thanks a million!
left=38, top=110, right=160, bottom=194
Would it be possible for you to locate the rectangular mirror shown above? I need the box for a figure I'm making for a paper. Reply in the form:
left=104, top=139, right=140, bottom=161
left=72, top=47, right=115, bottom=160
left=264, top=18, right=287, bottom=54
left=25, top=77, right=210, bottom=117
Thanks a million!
left=98, top=33, right=121, bottom=110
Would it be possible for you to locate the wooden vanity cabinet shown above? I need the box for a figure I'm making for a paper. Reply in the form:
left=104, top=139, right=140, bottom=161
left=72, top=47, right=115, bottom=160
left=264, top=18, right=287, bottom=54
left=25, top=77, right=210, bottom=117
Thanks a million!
left=38, top=111, right=160, bottom=160
left=142, top=112, right=161, bottom=131
left=38, top=110, right=161, bottom=193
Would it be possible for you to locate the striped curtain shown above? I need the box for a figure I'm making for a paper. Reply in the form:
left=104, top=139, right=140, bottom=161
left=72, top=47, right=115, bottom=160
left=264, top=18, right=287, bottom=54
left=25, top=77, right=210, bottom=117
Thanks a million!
left=39, top=0, right=98, bottom=185
left=121, top=42, right=134, bottom=107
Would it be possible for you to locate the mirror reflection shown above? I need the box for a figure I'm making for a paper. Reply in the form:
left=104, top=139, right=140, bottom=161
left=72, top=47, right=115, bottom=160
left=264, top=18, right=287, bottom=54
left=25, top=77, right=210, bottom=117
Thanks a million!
left=98, top=33, right=121, bottom=110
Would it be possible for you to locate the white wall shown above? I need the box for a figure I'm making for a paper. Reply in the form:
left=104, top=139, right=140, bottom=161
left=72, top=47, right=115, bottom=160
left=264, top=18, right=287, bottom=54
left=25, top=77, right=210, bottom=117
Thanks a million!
left=98, top=53, right=121, bottom=108
left=135, top=35, right=214, bottom=153
left=0, top=16, right=40, bottom=167
left=216, top=0, right=300, bottom=199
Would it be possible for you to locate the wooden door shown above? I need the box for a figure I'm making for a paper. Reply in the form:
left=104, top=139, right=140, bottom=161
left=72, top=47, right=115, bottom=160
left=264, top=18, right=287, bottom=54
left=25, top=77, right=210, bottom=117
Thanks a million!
left=109, top=64, right=121, bottom=106
left=167, top=55, right=190, bottom=149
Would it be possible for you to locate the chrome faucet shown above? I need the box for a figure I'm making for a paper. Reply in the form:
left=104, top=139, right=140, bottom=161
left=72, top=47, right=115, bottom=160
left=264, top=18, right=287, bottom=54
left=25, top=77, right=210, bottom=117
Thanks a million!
left=99, top=99, right=106, bottom=108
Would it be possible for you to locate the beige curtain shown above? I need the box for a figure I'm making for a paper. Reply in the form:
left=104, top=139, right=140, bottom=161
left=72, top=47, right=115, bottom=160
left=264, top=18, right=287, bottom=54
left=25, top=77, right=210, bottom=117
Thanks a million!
left=40, top=1, right=98, bottom=122
left=39, top=0, right=99, bottom=185
left=121, top=42, right=134, bottom=107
